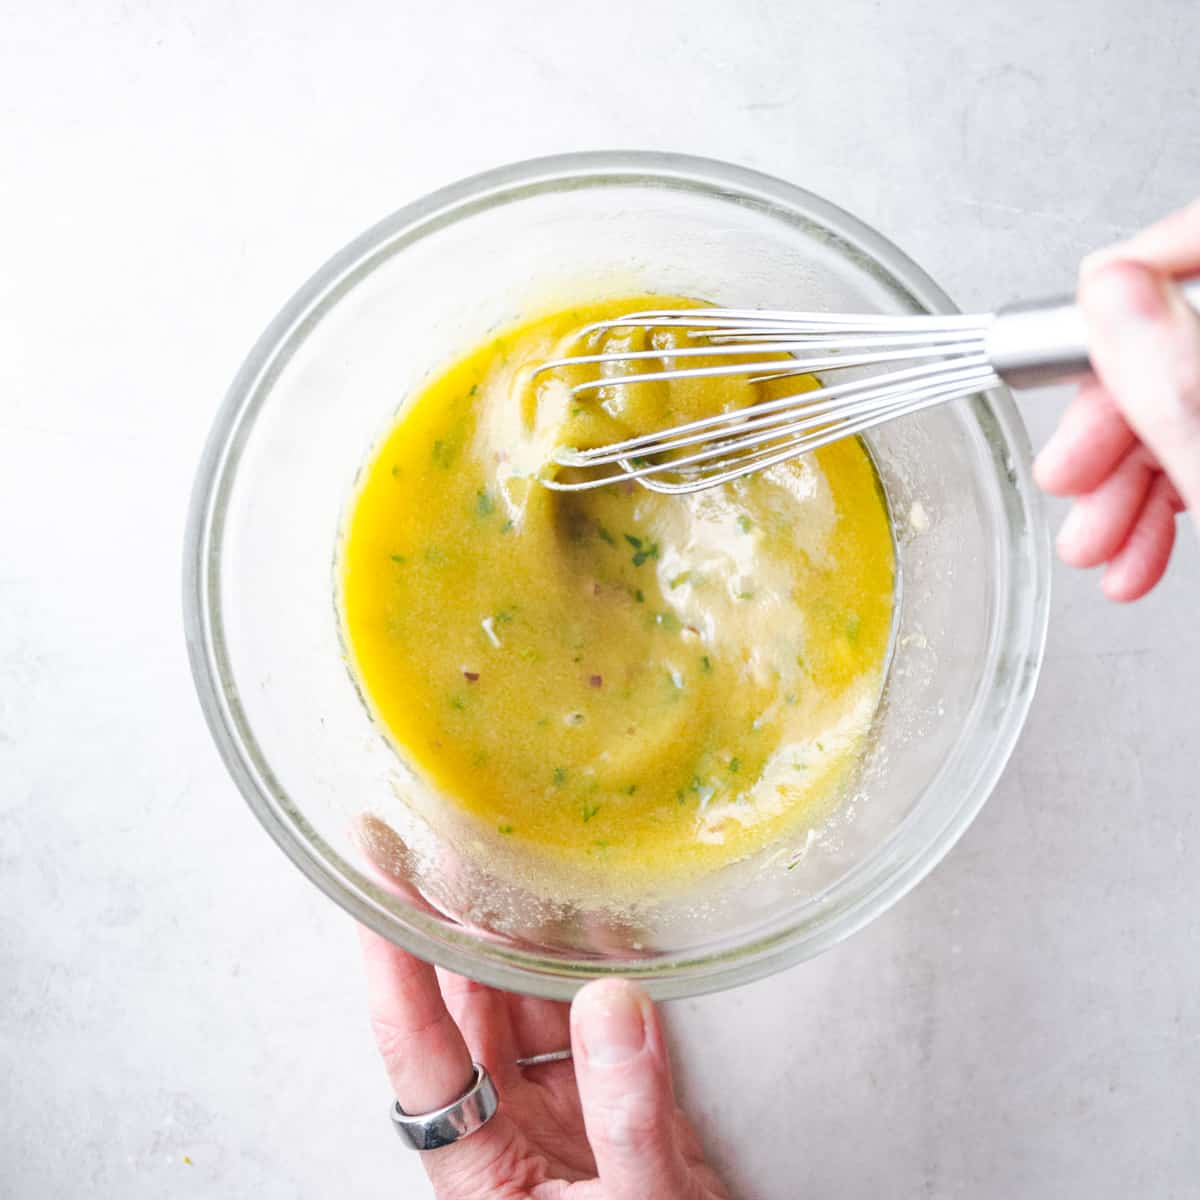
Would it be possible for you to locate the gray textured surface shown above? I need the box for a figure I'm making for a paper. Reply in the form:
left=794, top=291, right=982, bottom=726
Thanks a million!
left=3, top=2, right=1198, bottom=1197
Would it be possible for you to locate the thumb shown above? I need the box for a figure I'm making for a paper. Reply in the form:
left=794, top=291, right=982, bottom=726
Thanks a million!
left=570, top=979, right=697, bottom=1200
left=1081, top=260, right=1200, bottom=517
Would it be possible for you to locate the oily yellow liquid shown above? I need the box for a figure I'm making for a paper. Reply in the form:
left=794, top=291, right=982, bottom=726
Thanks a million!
left=340, top=297, right=895, bottom=888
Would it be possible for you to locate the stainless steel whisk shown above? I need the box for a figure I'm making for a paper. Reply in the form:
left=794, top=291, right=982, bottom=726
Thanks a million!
left=535, top=278, right=1200, bottom=494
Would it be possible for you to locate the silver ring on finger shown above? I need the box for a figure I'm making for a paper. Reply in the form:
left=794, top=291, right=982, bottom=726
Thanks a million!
left=390, top=1062, right=498, bottom=1151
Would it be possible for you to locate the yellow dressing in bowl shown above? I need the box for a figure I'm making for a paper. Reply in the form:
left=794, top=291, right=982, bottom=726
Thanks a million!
left=339, top=297, right=895, bottom=890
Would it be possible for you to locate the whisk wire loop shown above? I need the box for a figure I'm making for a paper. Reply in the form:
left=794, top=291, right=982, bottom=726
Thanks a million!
left=538, top=308, right=999, bottom=494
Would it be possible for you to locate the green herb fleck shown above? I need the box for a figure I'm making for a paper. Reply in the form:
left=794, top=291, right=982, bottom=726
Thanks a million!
left=536, top=716, right=550, bottom=727
left=449, top=695, right=466, bottom=711
left=495, top=608, right=516, bottom=624
left=700, top=655, right=712, bottom=674
left=625, top=783, right=637, bottom=795
left=729, top=757, right=741, bottom=774
left=431, top=439, right=456, bottom=468
left=592, top=839, right=609, bottom=850
left=676, top=789, right=687, bottom=805
left=469, top=384, right=479, bottom=397
left=498, top=823, right=514, bottom=835
left=630, top=455, right=649, bottom=468
left=390, top=554, right=407, bottom=565
left=597, top=526, right=616, bottom=546
left=737, top=515, right=753, bottom=534
left=500, top=519, right=514, bottom=534
left=655, top=611, right=680, bottom=631
left=476, top=489, right=495, bottom=516
left=736, top=590, right=755, bottom=601
left=581, top=802, right=600, bottom=823
left=553, top=766, right=567, bottom=787
left=668, top=571, right=691, bottom=590
left=571, top=405, right=585, bottom=417
left=845, top=612, right=862, bottom=643
left=634, top=588, right=645, bottom=604
left=391, top=464, right=402, bottom=479
left=624, top=532, right=661, bottom=565
left=785, top=692, right=798, bottom=706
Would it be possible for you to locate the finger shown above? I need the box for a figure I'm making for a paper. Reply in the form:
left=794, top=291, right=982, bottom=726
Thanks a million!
left=1055, top=447, right=1155, bottom=568
left=671, top=1110, right=709, bottom=1166
left=571, top=980, right=695, bottom=1199
left=1080, top=260, right=1200, bottom=515
left=509, top=993, right=574, bottom=1060
left=357, top=925, right=475, bottom=1115
left=1101, top=474, right=1178, bottom=602
left=435, top=967, right=520, bottom=1086
left=1082, top=197, right=1200, bottom=279
left=1034, top=378, right=1136, bottom=496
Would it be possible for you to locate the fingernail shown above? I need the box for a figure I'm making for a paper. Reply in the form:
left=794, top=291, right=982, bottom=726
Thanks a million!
left=1080, top=244, right=1127, bottom=279
left=1056, top=503, right=1086, bottom=558
left=1086, top=260, right=1166, bottom=325
left=575, top=980, right=648, bottom=1066
left=1032, top=440, right=1059, bottom=487
left=1032, top=413, right=1076, bottom=491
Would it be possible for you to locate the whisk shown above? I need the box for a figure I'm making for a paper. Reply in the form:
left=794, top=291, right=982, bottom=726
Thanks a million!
left=535, top=278, right=1200, bottom=494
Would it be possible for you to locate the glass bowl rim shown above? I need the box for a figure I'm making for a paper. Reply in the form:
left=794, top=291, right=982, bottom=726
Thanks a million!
left=183, top=150, right=1051, bottom=999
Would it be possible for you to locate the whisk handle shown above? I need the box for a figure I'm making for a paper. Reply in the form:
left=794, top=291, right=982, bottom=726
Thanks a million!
left=988, top=274, right=1200, bottom=390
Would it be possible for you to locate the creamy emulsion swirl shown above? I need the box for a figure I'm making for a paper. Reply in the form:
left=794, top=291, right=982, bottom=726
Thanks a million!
left=339, top=297, right=895, bottom=888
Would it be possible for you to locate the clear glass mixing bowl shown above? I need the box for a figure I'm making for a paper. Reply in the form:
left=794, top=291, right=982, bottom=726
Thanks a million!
left=184, top=152, right=1050, bottom=999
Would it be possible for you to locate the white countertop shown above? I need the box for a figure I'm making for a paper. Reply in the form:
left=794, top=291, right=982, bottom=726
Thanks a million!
left=3, top=2, right=1198, bottom=1196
